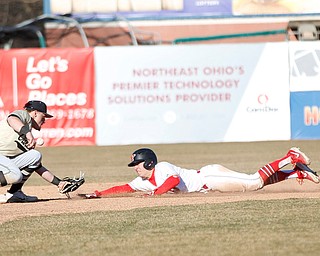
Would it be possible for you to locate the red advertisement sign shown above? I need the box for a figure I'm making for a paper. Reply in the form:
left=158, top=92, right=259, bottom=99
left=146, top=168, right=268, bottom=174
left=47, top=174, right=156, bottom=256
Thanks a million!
left=0, top=48, right=95, bottom=146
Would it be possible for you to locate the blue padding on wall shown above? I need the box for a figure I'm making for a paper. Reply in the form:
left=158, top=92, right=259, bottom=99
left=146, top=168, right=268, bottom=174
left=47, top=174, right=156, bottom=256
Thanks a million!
left=291, top=91, right=320, bottom=139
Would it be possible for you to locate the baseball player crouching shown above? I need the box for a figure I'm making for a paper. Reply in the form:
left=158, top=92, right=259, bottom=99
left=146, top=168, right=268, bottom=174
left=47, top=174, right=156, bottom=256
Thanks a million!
left=82, top=147, right=319, bottom=198
left=0, top=100, right=84, bottom=203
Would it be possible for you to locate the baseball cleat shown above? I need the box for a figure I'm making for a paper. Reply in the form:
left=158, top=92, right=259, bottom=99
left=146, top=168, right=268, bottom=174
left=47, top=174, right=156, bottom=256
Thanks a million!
left=4, top=190, right=38, bottom=203
left=286, top=147, right=311, bottom=165
left=294, top=162, right=319, bottom=185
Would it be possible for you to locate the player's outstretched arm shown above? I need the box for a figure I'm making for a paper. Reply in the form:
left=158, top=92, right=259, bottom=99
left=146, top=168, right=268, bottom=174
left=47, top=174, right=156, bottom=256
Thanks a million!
left=97, top=184, right=135, bottom=195
left=80, top=184, right=135, bottom=199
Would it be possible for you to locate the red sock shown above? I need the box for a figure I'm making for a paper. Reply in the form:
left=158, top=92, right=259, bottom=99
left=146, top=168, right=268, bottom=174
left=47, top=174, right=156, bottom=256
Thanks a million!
left=264, top=171, right=292, bottom=186
left=258, top=155, right=291, bottom=183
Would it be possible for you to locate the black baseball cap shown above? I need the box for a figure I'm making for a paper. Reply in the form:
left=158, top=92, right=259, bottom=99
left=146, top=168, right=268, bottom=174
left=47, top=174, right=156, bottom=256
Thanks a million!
left=24, top=100, right=53, bottom=118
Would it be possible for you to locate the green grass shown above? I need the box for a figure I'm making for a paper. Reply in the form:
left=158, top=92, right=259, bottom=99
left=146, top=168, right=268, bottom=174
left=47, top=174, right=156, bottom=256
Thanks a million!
left=1, top=199, right=319, bottom=256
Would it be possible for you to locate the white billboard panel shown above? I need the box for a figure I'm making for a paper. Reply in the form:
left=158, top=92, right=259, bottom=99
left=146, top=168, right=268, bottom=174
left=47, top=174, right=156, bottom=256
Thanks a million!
left=95, top=43, right=290, bottom=145
left=224, top=43, right=290, bottom=141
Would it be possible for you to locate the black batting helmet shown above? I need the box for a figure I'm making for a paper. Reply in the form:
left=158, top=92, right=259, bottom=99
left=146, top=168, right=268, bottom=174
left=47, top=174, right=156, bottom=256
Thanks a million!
left=128, top=148, right=157, bottom=170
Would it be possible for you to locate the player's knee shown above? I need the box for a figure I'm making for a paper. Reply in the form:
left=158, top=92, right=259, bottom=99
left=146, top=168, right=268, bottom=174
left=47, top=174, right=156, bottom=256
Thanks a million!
left=5, top=170, right=23, bottom=185
left=0, top=164, right=23, bottom=185
left=32, top=149, right=42, bottom=162
left=13, top=172, right=23, bottom=183
left=28, top=149, right=43, bottom=168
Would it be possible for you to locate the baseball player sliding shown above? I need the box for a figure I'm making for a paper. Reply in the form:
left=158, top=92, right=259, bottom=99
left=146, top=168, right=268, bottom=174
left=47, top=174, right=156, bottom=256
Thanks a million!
left=82, top=147, right=319, bottom=198
left=0, top=100, right=84, bottom=203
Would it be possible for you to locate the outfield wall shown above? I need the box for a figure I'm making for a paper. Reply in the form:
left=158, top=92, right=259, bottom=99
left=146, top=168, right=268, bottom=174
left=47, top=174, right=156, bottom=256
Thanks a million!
left=0, top=42, right=318, bottom=146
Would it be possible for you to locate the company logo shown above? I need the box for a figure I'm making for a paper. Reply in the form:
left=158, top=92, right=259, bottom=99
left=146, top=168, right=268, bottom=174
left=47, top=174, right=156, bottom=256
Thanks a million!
left=257, top=94, right=269, bottom=104
left=246, top=94, right=278, bottom=113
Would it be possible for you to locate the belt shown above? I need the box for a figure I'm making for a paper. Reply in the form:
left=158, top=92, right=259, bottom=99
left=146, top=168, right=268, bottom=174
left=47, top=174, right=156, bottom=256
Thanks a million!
left=6, top=155, right=17, bottom=159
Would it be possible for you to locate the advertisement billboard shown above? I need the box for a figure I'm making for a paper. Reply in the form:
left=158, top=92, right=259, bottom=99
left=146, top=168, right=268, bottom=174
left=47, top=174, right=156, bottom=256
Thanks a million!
left=0, top=48, right=95, bottom=146
left=94, top=43, right=290, bottom=145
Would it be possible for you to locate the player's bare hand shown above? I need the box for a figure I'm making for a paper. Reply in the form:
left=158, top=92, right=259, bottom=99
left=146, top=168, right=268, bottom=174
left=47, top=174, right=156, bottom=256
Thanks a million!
left=26, top=132, right=36, bottom=149
left=78, top=192, right=101, bottom=199
left=86, top=193, right=101, bottom=199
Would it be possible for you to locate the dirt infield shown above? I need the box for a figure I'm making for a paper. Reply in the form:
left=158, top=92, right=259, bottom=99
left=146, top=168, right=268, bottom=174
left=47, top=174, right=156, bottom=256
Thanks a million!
left=1, top=179, right=319, bottom=224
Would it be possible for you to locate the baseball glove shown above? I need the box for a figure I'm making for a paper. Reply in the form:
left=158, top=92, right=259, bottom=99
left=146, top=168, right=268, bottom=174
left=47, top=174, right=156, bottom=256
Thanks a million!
left=59, top=172, right=85, bottom=198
